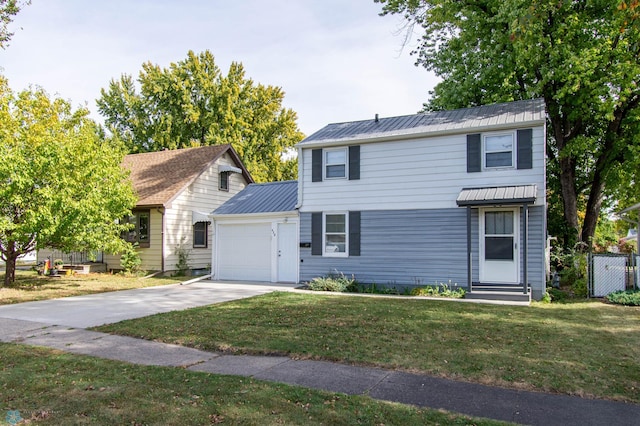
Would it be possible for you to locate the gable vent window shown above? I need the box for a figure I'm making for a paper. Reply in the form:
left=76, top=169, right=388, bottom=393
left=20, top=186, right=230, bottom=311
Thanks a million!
left=219, top=171, right=229, bottom=191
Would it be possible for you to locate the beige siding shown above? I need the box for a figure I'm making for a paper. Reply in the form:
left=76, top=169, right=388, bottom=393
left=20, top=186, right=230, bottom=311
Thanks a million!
left=300, top=126, right=546, bottom=212
left=163, top=155, right=248, bottom=271
left=103, top=209, right=163, bottom=271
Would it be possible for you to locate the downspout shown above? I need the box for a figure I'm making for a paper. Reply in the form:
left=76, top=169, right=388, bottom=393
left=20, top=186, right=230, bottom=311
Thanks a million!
left=158, top=207, right=166, bottom=273
left=295, top=145, right=304, bottom=209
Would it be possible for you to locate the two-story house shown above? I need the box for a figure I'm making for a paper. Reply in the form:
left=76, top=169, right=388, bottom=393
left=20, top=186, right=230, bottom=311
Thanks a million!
left=296, top=99, right=546, bottom=300
left=211, top=99, right=547, bottom=300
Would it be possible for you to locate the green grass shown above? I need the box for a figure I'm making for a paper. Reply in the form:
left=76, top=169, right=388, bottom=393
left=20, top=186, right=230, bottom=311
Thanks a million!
left=0, top=343, right=504, bottom=425
left=96, top=292, right=640, bottom=403
left=0, top=270, right=186, bottom=305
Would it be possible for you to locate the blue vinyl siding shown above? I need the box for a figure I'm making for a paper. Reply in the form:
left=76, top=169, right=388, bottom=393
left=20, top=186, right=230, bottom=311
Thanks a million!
left=299, top=206, right=545, bottom=298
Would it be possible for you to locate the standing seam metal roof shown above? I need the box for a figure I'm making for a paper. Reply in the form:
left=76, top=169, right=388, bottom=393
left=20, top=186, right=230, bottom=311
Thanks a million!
left=300, top=99, right=545, bottom=145
left=212, top=181, right=298, bottom=215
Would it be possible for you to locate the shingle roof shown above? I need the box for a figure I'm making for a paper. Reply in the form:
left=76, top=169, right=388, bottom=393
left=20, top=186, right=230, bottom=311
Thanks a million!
left=123, top=145, right=252, bottom=207
left=300, top=99, right=546, bottom=146
left=456, top=185, right=537, bottom=206
left=213, top=181, right=298, bottom=215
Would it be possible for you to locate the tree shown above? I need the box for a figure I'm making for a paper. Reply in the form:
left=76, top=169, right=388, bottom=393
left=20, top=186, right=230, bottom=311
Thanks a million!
left=377, top=0, right=640, bottom=247
left=0, top=0, right=29, bottom=48
left=0, top=76, right=137, bottom=286
left=97, top=50, right=304, bottom=183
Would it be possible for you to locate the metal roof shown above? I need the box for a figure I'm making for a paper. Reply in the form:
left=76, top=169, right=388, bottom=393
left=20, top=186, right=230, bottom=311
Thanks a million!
left=213, top=181, right=298, bottom=215
left=300, top=99, right=545, bottom=146
left=456, top=185, right=537, bottom=207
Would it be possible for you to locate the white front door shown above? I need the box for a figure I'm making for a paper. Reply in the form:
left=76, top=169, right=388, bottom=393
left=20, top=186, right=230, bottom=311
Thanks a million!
left=480, top=208, right=519, bottom=284
left=277, top=222, right=298, bottom=283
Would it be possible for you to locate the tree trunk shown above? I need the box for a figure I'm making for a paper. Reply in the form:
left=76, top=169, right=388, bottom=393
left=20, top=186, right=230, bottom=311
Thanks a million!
left=3, top=253, right=17, bottom=287
left=581, top=178, right=605, bottom=245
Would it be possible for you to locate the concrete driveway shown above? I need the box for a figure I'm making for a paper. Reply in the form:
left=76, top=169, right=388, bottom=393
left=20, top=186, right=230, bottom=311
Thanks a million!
left=0, top=280, right=299, bottom=328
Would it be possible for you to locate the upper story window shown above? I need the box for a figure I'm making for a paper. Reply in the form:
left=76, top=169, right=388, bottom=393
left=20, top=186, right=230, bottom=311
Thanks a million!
left=124, top=210, right=150, bottom=248
left=484, top=133, right=514, bottom=169
left=324, top=149, right=347, bottom=179
left=324, top=213, right=347, bottom=256
left=219, top=171, right=230, bottom=191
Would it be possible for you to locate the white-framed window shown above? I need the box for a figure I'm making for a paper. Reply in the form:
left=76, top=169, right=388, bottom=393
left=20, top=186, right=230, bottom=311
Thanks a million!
left=484, top=133, right=515, bottom=169
left=219, top=171, right=230, bottom=191
left=324, top=212, right=348, bottom=257
left=324, top=148, right=347, bottom=179
left=193, top=222, right=208, bottom=248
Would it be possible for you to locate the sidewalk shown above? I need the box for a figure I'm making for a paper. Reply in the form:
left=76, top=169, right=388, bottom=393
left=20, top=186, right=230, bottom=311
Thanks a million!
left=2, top=316, right=639, bottom=426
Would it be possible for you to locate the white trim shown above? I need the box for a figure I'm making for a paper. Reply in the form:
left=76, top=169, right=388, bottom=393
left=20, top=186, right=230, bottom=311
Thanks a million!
left=483, top=131, right=515, bottom=170
left=323, top=211, right=348, bottom=257
left=479, top=207, right=520, bottom=284
left=323, top=147, right=348, bottom=180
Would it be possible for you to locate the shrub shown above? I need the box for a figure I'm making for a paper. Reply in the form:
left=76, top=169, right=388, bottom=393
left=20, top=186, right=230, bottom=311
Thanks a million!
left=606, top=290, right=640, bottom=306
left=120, top=243, right=142, bottom=275
left=307, top=273, right=356, bottom=292
left=411, top=282, right=466, bottom=299
left=174, top=239, right=191, bottom=276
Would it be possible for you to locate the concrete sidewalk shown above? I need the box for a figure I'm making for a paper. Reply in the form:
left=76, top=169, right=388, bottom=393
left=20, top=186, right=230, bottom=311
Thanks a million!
left=1, top=281, right=639, bottom=425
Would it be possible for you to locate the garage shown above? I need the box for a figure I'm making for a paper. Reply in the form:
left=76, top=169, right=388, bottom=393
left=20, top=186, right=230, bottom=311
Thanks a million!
left=212, top=181, right=299, bottom=283
left=217, top=223, right=272, bottom=281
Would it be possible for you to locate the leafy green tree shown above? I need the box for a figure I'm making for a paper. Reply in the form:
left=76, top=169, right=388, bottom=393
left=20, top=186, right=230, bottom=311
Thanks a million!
left=0, top=0, right=28, bottom=48
left=97, top=50, right=304, bottom=183
left=0, top=76, right=137, bottom=286
left=377, top=0, right=640, bottom=247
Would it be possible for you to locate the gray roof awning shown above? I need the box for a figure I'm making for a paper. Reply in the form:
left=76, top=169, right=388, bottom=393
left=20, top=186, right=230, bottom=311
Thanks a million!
left=456, top=185, right=537, bottom=207
left=219, top=164, right=243, bottom=174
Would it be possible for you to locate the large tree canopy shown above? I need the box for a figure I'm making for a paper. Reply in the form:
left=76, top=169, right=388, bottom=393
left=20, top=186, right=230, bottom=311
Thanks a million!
left=97, top=50, right=304, bottom=183
left=378, top=0, right=640, bottom=247
left=0, top=76, right=137, bottom=286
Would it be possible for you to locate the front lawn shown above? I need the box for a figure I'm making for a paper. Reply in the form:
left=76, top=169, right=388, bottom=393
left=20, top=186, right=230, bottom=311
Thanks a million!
left=96, top=292, right=640, bottom=403
left=0, top=270, right=186, bottom=305
left=0, top=343, right=502, bottom=425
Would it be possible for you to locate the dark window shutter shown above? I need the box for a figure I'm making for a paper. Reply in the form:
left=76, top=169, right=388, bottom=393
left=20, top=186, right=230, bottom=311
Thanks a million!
left=467, top=134, right=481, bottom=172
left=311, top=212, right=322, bottom=255
left=312, top=149, right=323, bottom=182
left=517, top=129, right=533, bottom=169
left=349, top=211, right=361, bottom=256
left=349, top=145, right=360, bottom=180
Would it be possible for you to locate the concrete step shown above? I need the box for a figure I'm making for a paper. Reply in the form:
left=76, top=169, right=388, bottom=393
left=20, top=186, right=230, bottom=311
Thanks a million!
left=465, top=290, right=531, bottom=303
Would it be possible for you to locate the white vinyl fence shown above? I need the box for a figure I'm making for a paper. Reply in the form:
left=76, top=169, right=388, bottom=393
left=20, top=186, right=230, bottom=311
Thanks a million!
left=588, top=253, right=637, bottom=297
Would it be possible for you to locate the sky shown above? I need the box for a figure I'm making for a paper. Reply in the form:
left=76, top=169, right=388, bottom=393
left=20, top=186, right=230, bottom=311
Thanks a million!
left=0, top=0, right=439, bottom=136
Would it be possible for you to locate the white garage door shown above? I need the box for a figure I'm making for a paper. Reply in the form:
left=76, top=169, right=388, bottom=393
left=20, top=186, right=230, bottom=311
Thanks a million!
left=217, top=223, right=272, bottom=281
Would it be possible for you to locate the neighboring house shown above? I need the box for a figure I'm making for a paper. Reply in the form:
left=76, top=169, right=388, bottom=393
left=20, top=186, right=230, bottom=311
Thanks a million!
left=40, top=144, right=252, bottom=273
left=296, top=99, right=547, bottom=300
left=211, top=181, right=298, bottom=283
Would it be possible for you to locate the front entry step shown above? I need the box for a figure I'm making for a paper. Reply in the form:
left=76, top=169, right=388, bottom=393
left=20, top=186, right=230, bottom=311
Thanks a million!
left=465, top=283, right=531, bottom=303
left=465, top=290, right=531, bottom=303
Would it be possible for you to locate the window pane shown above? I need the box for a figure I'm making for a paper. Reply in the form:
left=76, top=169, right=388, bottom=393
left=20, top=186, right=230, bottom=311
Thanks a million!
left=485, top=211, right=513, bottom=235
left=486, top=152, right=512, bottom=167
left=326, top=164, right=346, bottom=178
left=325, top=150, right=346, bottom=165
left=325, top=214, right=345, bottom=232
left=485, top=237, right=514, bottom=260
left=194, top=222, right=207, bottom=247
left=326, top=234, right=346, bottom=253
left=219, top=172, right=229, bottom=190
left=485, top=135, right=513, bottom=152
left=138, top=213, right=149, bottom=242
